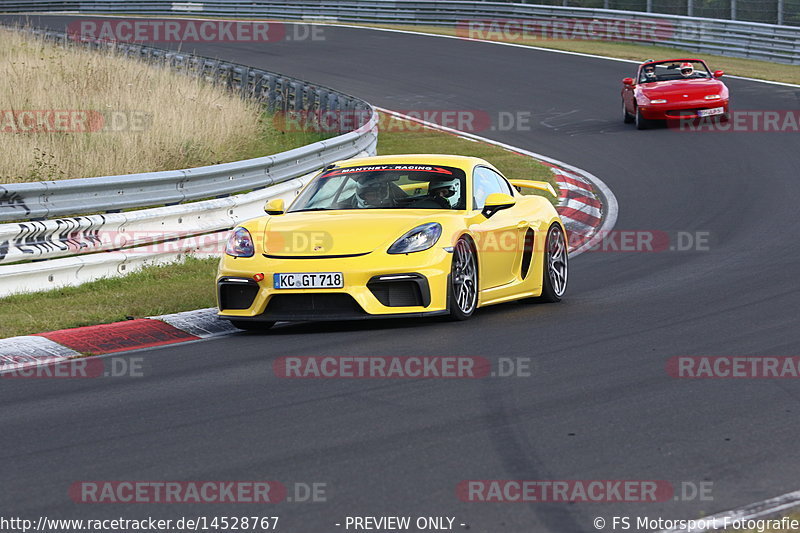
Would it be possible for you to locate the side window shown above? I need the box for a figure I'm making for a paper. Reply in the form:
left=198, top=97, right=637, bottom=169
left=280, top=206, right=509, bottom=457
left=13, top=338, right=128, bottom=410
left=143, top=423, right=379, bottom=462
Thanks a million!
left=491, top=170, right=515, bottom=196
left=472, top=167, right=505, bottom=210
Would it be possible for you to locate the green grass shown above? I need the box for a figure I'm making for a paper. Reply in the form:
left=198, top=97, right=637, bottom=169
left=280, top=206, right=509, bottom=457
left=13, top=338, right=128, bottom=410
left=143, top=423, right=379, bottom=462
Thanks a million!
left=0, top=111, right=557, bottom=339
left=239, top=110, right=334, bottom=161
left=0, top=257, right=219, bottom=338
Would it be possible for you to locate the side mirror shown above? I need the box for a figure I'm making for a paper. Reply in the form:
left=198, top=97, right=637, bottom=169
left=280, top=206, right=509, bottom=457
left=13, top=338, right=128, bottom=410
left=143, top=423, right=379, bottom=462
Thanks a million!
left=264, top=198, right=285, bottom=215
left=481, top=193, right=516, bottom=218
left=622, top=77, right=634, bottom=86
left=713, top=70, right=724, bottom=78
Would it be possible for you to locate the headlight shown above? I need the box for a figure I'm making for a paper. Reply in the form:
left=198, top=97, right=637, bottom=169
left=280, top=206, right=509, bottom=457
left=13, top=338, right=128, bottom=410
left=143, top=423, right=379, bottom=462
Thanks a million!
left=225, top=227, right=255, bottom=257
left=705, top=94, right=721, bottom=100
left=649, top=99, right=667, bottom=104
left=388, top=223, right=442, bottom=254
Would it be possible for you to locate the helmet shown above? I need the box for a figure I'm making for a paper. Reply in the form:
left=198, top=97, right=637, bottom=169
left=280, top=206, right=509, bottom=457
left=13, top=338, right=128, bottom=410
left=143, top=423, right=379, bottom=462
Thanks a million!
left=429, top=178, right=459, bottom=198
left=355, top=176, right=392, bottom=208
left=680, top=62, right=694, bottom=77
left=428, top=178, right=461, bottom=207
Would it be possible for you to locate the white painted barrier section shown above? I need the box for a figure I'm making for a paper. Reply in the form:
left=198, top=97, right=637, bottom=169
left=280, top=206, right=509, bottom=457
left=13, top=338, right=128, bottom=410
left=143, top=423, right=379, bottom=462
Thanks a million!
left=0, top=165, right=330, bottom=297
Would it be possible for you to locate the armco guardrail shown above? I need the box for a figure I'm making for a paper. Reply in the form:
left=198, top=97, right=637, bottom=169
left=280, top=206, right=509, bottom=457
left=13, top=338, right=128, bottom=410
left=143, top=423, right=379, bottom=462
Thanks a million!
left=0, top=24, right=378, bottom=295
left=0, top=174, right=330, bottom=296
left=0, top=26, right=377, bottom=222
left=2, top=1, right=799, bottom=64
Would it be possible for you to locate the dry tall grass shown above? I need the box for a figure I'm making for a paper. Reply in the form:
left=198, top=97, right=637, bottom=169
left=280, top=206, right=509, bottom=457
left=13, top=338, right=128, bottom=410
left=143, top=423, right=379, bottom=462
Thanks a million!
left=0, top=29, right=264, bottom=183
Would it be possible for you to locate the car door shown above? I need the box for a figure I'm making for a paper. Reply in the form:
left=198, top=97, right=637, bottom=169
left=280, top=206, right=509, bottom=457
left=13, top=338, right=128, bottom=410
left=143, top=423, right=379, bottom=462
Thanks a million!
left=470, top=167, right=525, bottom=290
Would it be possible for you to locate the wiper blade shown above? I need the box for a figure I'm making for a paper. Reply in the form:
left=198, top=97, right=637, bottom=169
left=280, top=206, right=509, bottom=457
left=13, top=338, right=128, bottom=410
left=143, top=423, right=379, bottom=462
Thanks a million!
left=291, top=207, right=335, bottom=212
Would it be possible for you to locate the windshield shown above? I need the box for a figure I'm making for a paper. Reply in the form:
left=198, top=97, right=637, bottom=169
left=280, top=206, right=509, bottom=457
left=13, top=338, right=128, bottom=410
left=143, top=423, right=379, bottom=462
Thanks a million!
left=288, top=164, right=467, bottom=212
left=638, top=60, right=712, bottom=84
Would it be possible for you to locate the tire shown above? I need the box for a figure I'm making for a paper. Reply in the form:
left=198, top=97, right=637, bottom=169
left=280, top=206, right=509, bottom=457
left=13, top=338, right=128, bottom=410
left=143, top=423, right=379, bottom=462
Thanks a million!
left=622, top=100, right=634, bottom=123
left=230, top=320, right=275, bottom=332
left=447, top=238, right=478, bottom=320
left=635, top=107, right=650, bottom=130
left=534, top=224, right=568, bottom=303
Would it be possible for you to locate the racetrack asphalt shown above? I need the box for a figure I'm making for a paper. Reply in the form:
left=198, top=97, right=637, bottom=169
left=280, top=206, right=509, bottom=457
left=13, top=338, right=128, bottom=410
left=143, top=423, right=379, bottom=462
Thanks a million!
left=2, top=15, right=800, bottom=532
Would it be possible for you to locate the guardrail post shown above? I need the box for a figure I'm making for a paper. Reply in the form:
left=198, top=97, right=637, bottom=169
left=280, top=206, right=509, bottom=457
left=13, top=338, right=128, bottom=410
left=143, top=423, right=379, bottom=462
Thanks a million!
left=687, top=0, right=694, bottom=17
left=267, top=75, right=278, bottom=109
left=778, top=0, right=784, bottom=25
left=274, top=77, right=287, bottom=113
left=731, top=0, right=737, bottom=20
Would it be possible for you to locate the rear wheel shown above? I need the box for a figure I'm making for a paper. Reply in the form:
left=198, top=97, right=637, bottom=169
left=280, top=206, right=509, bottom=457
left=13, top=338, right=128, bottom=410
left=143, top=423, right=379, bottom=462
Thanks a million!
left=534, top=224, right=568, bottom=303
left=230, top=320, right=275, bottom=332
left=447, top=238, right=478, bottom=320
left=622, top=100, right=634, bottom=123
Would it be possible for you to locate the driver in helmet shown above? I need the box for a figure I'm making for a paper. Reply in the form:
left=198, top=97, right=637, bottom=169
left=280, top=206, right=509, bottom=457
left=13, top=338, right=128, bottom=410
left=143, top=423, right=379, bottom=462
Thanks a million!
left=680, top=62, right=695, bottom=78
left=426, top=178, right=459, bottom=208
left=640, top=60, right=657, bottom=83
left=354, top=176, right=394, bottom=208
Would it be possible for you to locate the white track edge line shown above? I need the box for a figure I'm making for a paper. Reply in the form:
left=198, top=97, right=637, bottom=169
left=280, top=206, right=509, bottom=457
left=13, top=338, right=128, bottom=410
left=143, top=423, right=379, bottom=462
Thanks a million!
left=374, top=106, right=619, bottom=258
left=660, top=489, right=800, bottom=532
left=307, top=23, right=800, bottom=88
left=20, top=13, right=798, bottom=88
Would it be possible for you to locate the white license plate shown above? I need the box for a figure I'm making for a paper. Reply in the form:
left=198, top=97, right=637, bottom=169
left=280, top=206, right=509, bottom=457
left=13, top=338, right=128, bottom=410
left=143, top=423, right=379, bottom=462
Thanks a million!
left=273, top=272, right=343, bottom=289
left=697, top=107, right=724, bottom=117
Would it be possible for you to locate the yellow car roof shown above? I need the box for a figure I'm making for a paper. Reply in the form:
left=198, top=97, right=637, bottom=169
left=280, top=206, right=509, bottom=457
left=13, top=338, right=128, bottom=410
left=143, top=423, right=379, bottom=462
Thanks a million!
left=332, top=154, right=490, bottom=172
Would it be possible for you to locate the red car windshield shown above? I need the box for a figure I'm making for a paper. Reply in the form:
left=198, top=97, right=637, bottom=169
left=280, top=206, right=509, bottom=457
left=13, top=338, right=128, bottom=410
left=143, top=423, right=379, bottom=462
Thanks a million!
left=638, top=60, right=712, bottom=84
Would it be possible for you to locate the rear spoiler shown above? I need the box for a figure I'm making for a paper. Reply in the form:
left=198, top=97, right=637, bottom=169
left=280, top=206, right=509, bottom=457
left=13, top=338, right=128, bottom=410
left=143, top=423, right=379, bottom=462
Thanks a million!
left=509, top=179, right=558, bottom=199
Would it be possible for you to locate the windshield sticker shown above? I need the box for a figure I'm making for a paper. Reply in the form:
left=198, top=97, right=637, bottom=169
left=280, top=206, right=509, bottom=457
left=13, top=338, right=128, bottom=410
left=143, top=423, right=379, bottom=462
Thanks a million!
left=320, top=165, right=454, bottom=178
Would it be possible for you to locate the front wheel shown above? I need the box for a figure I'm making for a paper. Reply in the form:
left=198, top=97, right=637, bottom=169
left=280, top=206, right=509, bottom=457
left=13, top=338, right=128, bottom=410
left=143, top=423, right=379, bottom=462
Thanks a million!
left=635, top=107, right=651, bottom=130
left=447, top=238, right=478, bottom=320
left=622, top=100, right=634, bottom=123
left=535, top=224, right=568, bottom=303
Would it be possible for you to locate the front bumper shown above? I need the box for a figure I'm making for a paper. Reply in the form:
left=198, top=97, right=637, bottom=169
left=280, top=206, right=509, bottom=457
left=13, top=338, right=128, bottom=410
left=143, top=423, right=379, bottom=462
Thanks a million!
left=216, top=247, right=453, bottom=322
left=639, top=99, right=729, bottom=120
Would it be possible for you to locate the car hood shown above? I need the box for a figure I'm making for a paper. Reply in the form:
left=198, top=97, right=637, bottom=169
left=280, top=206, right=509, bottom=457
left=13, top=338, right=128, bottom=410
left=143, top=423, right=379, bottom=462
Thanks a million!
left=262, top=210, right=452, bottom=256
left=640, top=79, right=725, bottom=99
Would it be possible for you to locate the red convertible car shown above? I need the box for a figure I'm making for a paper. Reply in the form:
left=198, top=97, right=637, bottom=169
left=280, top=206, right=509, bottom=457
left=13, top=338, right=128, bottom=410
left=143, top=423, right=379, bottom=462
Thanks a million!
left=622, top=59, right=729, bottom=129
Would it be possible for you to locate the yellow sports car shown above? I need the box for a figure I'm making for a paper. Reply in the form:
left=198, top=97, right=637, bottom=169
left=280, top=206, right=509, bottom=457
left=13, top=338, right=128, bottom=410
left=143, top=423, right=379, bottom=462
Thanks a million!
left=216, top=154, right=567, bottom=330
